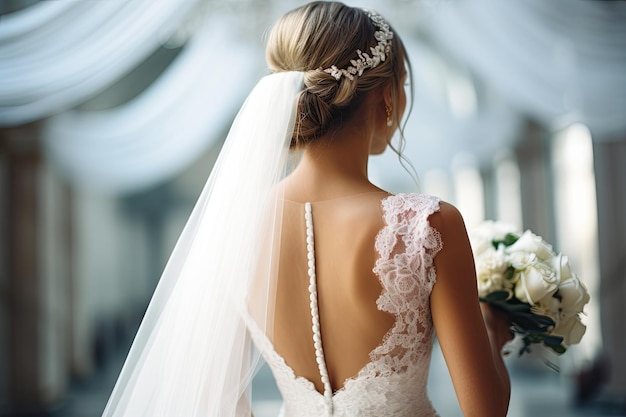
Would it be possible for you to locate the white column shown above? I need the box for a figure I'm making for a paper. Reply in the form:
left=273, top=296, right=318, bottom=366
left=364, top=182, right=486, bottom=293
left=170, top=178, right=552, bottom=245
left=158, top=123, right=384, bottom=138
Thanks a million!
left=493, top=150, right=523, bottom=231
left=71, top=189, right=125, bottom=374
left=551, top=124, right=601, bottom=368
left=592, top=136, right=626, bottom=399
left=451, top=152, right=485, bottom=228
left=38, top=154, right=71, bottom=403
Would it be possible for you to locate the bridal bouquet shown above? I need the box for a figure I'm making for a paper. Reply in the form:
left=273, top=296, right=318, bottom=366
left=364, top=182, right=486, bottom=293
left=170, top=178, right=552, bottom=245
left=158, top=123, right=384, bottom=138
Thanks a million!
left=469, top=221, right=590, bottom=356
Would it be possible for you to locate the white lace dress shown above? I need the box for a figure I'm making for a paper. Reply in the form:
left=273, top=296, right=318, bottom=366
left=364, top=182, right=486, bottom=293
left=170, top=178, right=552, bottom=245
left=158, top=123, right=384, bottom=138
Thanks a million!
left=248, top=193, right=443, bottom=417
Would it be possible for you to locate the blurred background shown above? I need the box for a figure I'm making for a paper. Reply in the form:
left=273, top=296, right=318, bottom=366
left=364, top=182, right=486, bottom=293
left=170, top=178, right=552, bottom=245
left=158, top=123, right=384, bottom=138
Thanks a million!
left=0, top=0, right=625, bottom=416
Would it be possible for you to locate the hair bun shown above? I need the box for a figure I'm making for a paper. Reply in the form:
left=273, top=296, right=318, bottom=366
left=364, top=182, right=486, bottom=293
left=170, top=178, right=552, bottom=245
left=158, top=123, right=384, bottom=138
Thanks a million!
left=267, top=3, right=407, bottom=147
left=292, top=70, right=359, bottom=146
left=303, top=70, right=356, bottom=108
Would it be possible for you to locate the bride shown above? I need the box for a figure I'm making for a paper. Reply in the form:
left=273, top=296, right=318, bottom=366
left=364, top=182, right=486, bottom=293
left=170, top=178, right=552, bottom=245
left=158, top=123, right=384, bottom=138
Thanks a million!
left=102, top=2, right=512, bottom=416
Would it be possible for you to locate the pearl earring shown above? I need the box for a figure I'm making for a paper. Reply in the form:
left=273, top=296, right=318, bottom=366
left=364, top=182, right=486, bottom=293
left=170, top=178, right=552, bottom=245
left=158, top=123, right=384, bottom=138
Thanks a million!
left=385, top=105, right=393, bottom=127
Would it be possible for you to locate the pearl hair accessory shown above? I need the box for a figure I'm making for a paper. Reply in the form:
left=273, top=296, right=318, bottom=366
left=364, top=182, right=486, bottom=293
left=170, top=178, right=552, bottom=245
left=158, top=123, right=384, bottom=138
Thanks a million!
left=323, top=9, right=393, bottom=81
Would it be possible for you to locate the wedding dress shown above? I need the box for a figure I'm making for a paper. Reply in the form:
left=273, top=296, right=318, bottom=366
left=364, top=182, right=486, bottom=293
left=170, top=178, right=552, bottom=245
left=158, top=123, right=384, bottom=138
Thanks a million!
left=247, top=193, right=443, bottom=417
left=102, top=72, right=447, bottom=417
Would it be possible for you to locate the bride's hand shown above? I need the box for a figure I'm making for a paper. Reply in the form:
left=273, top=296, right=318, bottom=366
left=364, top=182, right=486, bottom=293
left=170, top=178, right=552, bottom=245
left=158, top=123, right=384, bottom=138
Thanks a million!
left=480, top=302, right=514, bottom=354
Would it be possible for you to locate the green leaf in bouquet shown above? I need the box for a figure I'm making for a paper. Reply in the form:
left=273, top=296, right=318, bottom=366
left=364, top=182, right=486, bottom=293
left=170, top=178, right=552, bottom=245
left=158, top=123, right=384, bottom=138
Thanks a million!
left=510, top=312, right=555, bottom=333
left=548, top=344, right=566, bottom=355
left=493, top=303, right=552, bottom=334
left=543, top=335, right=567, bottom=355
left=519, top=335, right=564, bottom=371
left=482, top=294, right=555, bottom=333
left=491, top=233, right=519, bottom=250
left=512, top=318, right=546, bottom=333
left=498, top=296, right=529, bottom=310
left=543, top=335, right=564, bottom=347
left=519, top=337, right=533, bottom=356
left=481, top=290, right=511, bottom=303
left=480, top=288, right=567, bottom=362
left=529, top=314, right=556, bottom=327
left=503, top=233, right=519, bottom=246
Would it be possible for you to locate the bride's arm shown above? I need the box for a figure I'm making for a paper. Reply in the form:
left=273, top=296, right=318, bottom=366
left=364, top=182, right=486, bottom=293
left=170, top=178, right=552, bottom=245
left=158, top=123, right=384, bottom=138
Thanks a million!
left=429, top=202, right=511, bottom=417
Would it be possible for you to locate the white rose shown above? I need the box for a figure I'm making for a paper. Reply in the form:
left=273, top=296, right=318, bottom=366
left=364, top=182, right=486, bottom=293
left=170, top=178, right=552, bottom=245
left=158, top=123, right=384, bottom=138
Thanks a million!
left=552, top=315, right=586, bottom=346
left=470, top=236, right=492, bottom=258
left=475, top=246, right=509, bottom=297
left=513, top=261, right=559, bottom=304
left=477, top=271, right=507, bottom=298
left=476, top=246, right=508, bottom=274
left=557, top=273, right=590, bottom=319
left=531, top=294, right=561, bottom=325
left=552, top=254, right=573, bottom=283
left=508, top=251, right=537, bottom=271
left=470, top=221, right=518, bottom=256
left=507, top=230, right=555, bottom=261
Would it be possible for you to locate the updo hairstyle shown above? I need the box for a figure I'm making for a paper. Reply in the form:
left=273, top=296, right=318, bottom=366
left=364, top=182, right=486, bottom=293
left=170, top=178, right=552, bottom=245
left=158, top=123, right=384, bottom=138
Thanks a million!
left=266, top=1, right=410, bottom=147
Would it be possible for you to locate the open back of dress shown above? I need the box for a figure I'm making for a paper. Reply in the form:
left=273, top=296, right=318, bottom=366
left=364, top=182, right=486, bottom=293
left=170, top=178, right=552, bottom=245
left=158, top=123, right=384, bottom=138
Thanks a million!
left=247, top=193, right=443, bottom=417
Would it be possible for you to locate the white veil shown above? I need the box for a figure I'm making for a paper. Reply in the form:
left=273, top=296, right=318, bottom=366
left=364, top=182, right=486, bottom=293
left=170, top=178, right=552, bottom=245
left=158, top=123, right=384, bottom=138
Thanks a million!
left=102, top=71, right=304, bottom=416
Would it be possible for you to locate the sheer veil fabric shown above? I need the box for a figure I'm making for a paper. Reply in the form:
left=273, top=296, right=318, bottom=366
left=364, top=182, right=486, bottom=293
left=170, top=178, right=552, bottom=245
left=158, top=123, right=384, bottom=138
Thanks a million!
left=102, top=72, right=304, bottom=416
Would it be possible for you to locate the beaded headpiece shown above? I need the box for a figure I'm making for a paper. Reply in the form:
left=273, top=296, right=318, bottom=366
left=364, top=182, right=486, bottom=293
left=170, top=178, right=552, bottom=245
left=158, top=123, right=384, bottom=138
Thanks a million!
left=322, top=9, right=393, bottom=81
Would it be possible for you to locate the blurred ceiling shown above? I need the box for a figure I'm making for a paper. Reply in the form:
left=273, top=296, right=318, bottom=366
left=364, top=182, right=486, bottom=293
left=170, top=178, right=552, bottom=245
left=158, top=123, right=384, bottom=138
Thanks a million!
left=1, top=0, right=625, bottom=192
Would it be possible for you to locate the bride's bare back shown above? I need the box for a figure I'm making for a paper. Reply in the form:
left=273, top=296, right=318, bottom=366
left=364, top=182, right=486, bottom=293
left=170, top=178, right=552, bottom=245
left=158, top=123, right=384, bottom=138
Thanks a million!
left=272, top=192, right=394, bottom=394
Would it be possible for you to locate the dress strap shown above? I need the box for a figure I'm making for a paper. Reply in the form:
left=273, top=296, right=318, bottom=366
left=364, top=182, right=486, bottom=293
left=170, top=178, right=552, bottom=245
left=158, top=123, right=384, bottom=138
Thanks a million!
left=304, top=202, right=334, bottom=413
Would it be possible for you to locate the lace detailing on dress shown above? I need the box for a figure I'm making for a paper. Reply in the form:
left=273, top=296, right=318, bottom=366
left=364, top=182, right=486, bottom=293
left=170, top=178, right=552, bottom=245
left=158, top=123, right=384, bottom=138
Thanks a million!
left=247, top=193, right=443, bottom=416
left=367, top=193, right=443, bottom=376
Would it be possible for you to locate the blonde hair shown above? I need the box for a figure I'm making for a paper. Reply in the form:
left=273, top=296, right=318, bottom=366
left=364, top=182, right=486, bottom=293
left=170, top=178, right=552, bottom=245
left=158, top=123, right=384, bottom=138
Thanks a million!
left=266, top=1, right=411, bottom=147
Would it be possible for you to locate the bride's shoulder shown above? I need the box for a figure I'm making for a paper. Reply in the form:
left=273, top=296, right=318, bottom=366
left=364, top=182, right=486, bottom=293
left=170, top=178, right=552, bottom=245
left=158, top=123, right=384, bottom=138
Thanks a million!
left=382, top=193, right=467, bottom=238
left=423, top=198, right=470, bottom=245
left=381, top=192, right=441, bottom=218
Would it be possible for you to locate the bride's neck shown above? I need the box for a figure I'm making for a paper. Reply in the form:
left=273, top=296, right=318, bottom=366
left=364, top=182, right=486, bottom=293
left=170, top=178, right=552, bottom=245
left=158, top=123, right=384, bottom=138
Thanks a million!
left=285, top=120, right=382, bottom=199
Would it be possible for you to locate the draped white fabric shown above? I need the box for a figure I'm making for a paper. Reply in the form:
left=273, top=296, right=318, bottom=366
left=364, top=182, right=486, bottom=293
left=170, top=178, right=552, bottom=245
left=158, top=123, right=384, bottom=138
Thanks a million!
left=0, top=0, right=199, bottom=125
left=423, top=0, right=626, bottom=140
left=1, top=0, right=625, bottom=192
left=42, top=17, right=259, bottom=193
